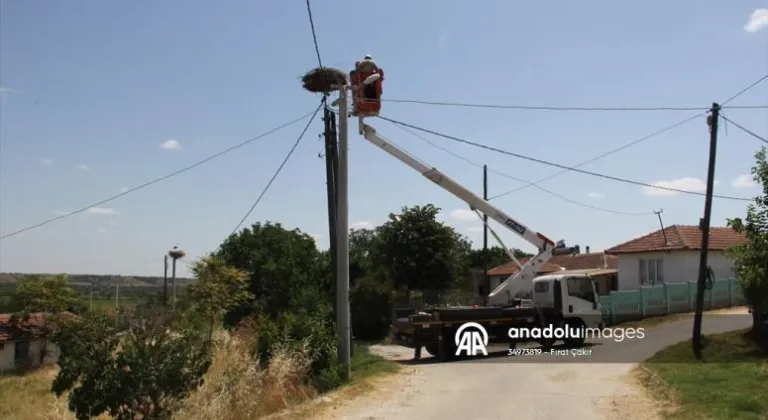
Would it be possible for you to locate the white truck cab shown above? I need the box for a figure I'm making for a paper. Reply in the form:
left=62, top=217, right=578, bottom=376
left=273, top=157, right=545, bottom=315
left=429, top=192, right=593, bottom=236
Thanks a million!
left=532, top=272, right=603, bottom=329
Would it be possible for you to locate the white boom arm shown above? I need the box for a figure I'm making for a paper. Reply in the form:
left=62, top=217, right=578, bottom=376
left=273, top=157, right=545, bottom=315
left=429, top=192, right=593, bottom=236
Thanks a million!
left=359, top=121, right=557, bottom=306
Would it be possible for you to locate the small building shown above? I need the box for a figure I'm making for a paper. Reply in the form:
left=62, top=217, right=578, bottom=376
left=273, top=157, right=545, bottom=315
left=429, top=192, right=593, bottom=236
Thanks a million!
left=479, top=248, right=619, bottom=296
left=0, top=312, right=67, bottom=372
left=604, top=225, right=746, bottom=290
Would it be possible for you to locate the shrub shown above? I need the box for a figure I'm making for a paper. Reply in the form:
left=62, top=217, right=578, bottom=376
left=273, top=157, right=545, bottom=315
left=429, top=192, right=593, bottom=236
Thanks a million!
left=350, top=276, right=393, bottom=341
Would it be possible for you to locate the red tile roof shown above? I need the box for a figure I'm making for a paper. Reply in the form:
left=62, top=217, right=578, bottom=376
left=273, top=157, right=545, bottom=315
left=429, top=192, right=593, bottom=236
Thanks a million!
left=0, top=312, right=77, bottom=343
left=487, top=257, right=564, bottom=277
left=604, top=225, right=746, bottom=255
left=549, top=253, right=617, bottom=270
left=487, top=252, right=617, bottom=277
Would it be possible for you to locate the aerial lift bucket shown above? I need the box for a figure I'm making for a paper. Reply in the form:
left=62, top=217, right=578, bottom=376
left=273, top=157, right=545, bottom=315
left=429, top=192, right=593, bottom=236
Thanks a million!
left=350, top=63, right=384, bottom=116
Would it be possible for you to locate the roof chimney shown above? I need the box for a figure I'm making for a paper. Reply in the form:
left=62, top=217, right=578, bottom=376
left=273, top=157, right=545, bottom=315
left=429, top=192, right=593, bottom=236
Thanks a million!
left=586, top=245, right=590, bottom=254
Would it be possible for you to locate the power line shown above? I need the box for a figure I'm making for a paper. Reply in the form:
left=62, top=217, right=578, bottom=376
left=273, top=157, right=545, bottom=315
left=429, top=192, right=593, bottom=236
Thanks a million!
left=378, top=116, right=753, bottom=202
left=382, top=98, right=767, bottom=112
left=0, top=109, right=319, bottom=240
left=390, top=122, right=654, bottom=216
left=721, top=73, right=768, bottom=106
left=490, top=114, right=705, bottom=199
left=720, top=115, right=768, bottom=144
left=304, top=0, right=324, bottom=69
left=230, top=104, right=322, bottom=235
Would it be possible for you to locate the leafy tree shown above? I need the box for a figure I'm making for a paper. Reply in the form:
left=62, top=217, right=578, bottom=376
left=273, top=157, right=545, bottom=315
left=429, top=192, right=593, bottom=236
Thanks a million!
left=467, top=246, right=533, bottom=269
left=215, top=221, right=330, bottom=323
left=726, top=147, right=768, bottom=333
left=374, top=204, right=471, bottom=292
left=349, top=228, right=379, bottom=284
left=11, top=274, right=79, bottom=314
left=350, top=273, right=393, bottom=341
left=188, top=255, right=253, bottom=341
left=52, top=312, right=211, bottom=420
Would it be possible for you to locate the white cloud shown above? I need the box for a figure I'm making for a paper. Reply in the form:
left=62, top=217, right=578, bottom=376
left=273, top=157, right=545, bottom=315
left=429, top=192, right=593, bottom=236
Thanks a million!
left=52, top=210, right=71, bottom=216
left=732, top=174, right=757, bottom=188
left=350, top=221, right=374, bottom=230
left=587, top=192, right=605, bottom=198
left=745, top=9, right=768, bottom=33
left=87, top=207, right=119, bottom=215
left=76, top=164, right=91, bottom=171
left=160, top=139, right=182, bottom=150
left=0, top=87, right=20, bottom=93
left=119, top=186, right=129, bottom=193
left=449, top=209, right=477, bottom=222
left=467, top=226, right=483, bottom=233
left=39, top=158, right=53, bottom=165
left=642, top=177, right=707, bottom=196
left=97, top=228, right=107, bottom=234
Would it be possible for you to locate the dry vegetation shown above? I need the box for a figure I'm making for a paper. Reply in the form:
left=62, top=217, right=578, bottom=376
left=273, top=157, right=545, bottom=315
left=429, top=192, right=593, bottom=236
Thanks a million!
left=0, top=329, right=395, bottom=420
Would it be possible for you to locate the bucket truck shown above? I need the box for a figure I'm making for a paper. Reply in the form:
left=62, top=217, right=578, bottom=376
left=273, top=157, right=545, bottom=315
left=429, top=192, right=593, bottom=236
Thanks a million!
left=350, top=72, right=604, bottom=361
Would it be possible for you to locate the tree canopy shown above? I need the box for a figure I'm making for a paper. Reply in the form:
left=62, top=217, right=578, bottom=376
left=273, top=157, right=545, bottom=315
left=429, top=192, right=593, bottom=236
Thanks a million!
left=727, top=147, right=768, bottom=332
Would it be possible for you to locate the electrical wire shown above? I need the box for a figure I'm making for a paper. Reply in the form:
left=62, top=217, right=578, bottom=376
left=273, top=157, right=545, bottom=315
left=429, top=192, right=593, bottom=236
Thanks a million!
left=721, top=73, right=768, bottom=106
left=378, top=116, right=753, bottom=202
left=382, top=98, right=767, bottom=112
left=304, top=0, right=330, bottom=104
left=230, top=104, right=322, bottom=235
left=390, top=122, right=654, bottom=216
left=488, top=114, right=704, bottom=200
left=720, top=115, right=768, bottom=145
left=0, top=108, right=320, bottom=240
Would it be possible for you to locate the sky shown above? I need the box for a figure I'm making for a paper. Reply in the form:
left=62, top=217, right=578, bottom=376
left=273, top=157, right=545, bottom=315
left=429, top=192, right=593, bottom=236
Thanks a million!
left=0, top=1, right=767, bottom=278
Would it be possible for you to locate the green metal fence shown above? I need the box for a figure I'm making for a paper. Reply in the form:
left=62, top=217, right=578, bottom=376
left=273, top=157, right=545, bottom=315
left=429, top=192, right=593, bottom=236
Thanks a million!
left=599, top=278, right=747, bottom=324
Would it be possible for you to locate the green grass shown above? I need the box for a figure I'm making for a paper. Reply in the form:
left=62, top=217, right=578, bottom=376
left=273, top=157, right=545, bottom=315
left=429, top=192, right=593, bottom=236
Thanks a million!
left=642, top=329, right=768, bottom=420
left=349, top=342, right=399, bottom=383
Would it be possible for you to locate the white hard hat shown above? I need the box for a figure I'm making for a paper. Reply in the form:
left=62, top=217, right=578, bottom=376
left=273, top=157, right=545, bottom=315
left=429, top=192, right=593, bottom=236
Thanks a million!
left=364, top=54, right=373, bottom=60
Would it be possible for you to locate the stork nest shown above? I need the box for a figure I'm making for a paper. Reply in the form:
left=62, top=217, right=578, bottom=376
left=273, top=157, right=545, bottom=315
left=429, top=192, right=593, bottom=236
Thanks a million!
left=301, top=67, right=347, bottom=93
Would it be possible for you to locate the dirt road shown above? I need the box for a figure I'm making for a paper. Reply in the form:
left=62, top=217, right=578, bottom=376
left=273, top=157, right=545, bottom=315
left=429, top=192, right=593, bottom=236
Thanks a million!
left=318, top=307, right=751, bottom=420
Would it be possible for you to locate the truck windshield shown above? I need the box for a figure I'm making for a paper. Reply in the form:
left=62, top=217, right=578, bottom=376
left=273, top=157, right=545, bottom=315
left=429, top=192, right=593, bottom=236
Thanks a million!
left=566, top=277, right=596, bottom=303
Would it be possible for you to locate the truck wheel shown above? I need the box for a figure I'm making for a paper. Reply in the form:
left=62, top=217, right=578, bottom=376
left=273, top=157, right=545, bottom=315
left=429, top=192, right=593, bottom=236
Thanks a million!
left=564, top=320, right=586, bottom=347
left=425, top=342, right=440, bottom=357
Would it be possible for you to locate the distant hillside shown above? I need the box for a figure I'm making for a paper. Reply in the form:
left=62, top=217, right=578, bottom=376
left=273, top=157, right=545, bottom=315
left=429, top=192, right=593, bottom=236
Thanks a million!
left=0, top=273, right=196, bottom=293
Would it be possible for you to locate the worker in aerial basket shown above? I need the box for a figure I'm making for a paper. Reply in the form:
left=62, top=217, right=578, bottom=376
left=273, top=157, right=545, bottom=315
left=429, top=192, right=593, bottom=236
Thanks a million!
left=350, top=54, right=384, bottom=116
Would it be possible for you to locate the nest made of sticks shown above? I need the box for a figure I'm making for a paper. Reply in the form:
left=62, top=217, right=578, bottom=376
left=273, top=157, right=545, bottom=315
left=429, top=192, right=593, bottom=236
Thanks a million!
left=301, top=67, right=347, bottom=93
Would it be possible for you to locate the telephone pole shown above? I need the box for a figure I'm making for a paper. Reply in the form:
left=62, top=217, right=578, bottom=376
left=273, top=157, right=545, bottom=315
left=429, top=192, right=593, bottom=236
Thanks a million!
left=482, top=165, right=489, bottom=304
left=336, top=86, right=351, bottom=380
left=692, top=103, right=720, bottom=359
left=323, top=105, right=341, bottom=360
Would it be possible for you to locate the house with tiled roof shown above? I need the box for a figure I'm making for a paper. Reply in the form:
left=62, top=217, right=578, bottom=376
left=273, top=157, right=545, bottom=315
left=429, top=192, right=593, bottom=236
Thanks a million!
left=0, top=312, right=75, bottom=372
left=604, top=225, right=746, bottom=290
left=483, top=247, right=619, bottom=298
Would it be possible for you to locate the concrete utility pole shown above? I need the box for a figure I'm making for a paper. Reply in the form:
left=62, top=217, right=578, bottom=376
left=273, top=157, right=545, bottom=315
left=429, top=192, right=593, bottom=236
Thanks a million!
left=168, top=245, right=186, bottom=310
left=336, top=85, right=351, bottom=381
left=163, top=255, right=169, bottom=307
left=692, top=103, right=720, bottom=359
left=483, top=164, right=489, bottom=304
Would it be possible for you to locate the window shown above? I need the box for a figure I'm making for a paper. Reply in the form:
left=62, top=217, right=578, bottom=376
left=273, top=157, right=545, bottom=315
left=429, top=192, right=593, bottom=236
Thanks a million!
left=639, top=258, right=664, bottom=285
left=534, top=282, right=549, bottom=293
left=566, top=277, right=596, bottom=303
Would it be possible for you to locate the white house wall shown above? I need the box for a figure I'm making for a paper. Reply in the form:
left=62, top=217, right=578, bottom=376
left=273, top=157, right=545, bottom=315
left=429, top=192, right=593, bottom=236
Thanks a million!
left=617, top=250, right=735, bottom=290
left=0, top=339, right=60, bottom=372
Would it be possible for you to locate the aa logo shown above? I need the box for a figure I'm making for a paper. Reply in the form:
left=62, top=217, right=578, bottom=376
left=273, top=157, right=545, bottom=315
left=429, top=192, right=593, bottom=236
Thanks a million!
left=455, top=322, right=488, bottom=356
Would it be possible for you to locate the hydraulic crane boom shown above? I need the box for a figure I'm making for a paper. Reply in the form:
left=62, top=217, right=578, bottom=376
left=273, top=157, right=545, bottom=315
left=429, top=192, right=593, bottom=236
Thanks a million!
left=359, top=121, right=559, bottom=305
